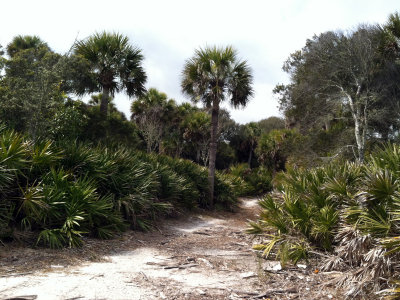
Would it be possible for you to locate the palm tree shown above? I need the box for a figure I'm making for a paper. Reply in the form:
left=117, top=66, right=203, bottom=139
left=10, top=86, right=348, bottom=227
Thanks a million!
left=181, top=46, right=253, bottom=206
left=74, top=32, right=147, bottom=116
left=245, top=122, right=261, bottom=167
left=6, top=35, right=50, bottom=58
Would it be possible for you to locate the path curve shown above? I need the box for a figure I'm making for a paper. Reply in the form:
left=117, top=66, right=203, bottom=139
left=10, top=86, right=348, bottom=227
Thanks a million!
left=1, top=198, right=264, bottom=300
left=0, top=198, right=342, bottom=299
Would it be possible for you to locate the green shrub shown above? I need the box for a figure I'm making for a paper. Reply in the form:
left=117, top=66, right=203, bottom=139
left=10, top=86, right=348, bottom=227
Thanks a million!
left=152, top=154, right=209, bottom=206
left=248, top=144, right=400, bottom=298
left=229, top=163, right=272, bottom=195
left=0, top=126, right=241, bottom=248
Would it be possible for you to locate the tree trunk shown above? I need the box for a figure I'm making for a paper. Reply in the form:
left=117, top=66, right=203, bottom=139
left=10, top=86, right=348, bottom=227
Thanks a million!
left=208, top=99, right=219, bottom=207
left=324, top=120, right=330, bottom=131
left=248, top=140, right=254, bottom=167
left=158, top=141, right=164, bottom=154
left=196, top=148, right=201, bottom=163
left=100, top=87, right=109, bottom=116
left=344, top=91, right=366, bottom=163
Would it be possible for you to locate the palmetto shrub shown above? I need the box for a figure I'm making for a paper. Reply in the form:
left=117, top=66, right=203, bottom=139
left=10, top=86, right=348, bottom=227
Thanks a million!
left=248, top=144, right=400, bottom=298
left=136, top=153, right=200, bottom=209
left=0, top=127, right=242, bottom=247
left=59, top=143, right=171, bottom=231
left=214, top=172, right=246, bottom=210
left=229, top=163, right=272, bottom=195
left=154, top=155, right=209, bottom=206
left=35, top=169, right=125, bottom=248
left=156, top=154, right=244, bottom=209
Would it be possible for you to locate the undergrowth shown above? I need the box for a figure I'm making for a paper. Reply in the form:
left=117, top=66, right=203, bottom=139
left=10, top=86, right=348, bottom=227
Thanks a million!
left=0, top=127, right=243, bottom=248
left=248, top=143, right=400, bottom=299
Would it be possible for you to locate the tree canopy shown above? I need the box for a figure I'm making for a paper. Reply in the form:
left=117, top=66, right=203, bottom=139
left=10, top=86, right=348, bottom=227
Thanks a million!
left=73, top=32, right=147, bottom=116
left=275, top=20, right=400, bottom=162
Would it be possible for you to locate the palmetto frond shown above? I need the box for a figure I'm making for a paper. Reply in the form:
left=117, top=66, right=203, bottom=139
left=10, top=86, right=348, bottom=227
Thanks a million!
left=74, top=32, right=146, bottom=95
left=74, top=32, right=146, bottom=115
left=249, top=143, right=400, bottom=298
left=181, top=46, right=253, bottom=108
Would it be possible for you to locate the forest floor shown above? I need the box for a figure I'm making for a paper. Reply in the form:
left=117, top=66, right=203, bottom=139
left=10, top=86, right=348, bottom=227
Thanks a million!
left=0, top=198, right=343, bottom=300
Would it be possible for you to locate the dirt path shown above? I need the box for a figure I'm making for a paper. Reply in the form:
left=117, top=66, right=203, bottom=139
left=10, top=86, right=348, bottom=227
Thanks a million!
left=0, top=198, right=342, bottom=300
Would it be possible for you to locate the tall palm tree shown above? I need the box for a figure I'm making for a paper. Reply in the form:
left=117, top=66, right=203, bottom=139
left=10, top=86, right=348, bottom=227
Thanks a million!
left=181, top=46, right=253, bottom=206
left=74, top=32, right=147, bottom=116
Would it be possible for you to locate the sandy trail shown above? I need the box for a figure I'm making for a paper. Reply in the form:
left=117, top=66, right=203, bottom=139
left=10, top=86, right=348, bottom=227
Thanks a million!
left=0, top=198, right=342, bottom=300
left=0, top=198, right=264, bottom=300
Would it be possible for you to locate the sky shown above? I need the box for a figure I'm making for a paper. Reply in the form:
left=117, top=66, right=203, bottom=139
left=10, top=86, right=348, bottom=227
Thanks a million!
left=1, top=0, right=399, bottom=124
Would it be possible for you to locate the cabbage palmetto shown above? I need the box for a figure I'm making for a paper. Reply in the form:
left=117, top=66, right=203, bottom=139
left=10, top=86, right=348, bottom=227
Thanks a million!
left=181, top=46, right=253, bottom=205
left=74, top=32, right=147, bottom=116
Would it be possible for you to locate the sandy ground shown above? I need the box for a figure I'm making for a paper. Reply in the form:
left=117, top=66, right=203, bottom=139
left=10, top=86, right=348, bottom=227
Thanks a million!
left=0, top=198, right=343, bottom=300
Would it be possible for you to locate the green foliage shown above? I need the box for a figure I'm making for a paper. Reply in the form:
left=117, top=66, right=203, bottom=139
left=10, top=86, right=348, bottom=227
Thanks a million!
left=214, top=172, right=244, bottom=210
left=249, top=161, right=362, bottom=255
left=257, top=117, right=285, bottom=135
left=256, top=128, right=307, bottom=172
left=249, top=143, right=400, bottom=298
left=152, top=154, right=243, bottom=209
left=0, top=37, right=66, bottom=139
left=131, top=88, right=177, bottom=153
left=276, top=20, right=400, bottom=162
left=73, top=31, right=147, bottom=116
left=229, top=163, right=272, bottom=195
left=6, top=35, right=50, bottom=58
left=0, top=126, right=241, bottom=247
left=50, top=100, right=88, bottom=141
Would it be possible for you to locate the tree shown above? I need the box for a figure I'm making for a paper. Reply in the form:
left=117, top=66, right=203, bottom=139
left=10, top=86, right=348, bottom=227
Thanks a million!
left=73, top=32, right=147, bottom=116
left=257, top=117, right=285, bottom=135
left=278, top=26, right=384, bottom=162
left=181, top=46, right=253, bottom=205
left=164, top=103, right=198, bottom=158
left=0, top=36, right=65, bottom=139
left=371, top=12, right=400, bottom=140
left=244, top=122, right=261, bottom=167
left=6, top=35, right=50, bottom=58
left=0, top=45, right=5, bottom=72
left=183, top=111, right=211, bottom=165
left=131, top=88, right=176, bottom=153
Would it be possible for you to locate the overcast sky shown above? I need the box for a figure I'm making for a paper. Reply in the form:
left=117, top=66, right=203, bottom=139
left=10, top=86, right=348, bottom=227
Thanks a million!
left=2, top=0, right=399, bottom=124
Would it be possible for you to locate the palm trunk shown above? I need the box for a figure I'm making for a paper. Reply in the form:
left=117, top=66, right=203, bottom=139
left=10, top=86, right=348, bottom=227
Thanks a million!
left=100, top=87, right=109, bottom=116
left=248, top=140, right=254, bottom=167
left=248, top=150, right=253, bottom=168
left=208, top=99, right=219, bottom=207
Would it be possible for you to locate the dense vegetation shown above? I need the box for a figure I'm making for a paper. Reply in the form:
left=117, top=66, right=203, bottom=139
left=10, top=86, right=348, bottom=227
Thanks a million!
left=1, top=9, right=400, bottom=299
left=249, top=144, right=400, bottom=298
left=273, top=12, right=400, bottom=165
left=182, top=46, right=253, bottom=204
left=0, top=35, right=277, bottom=203
left=0, top=126, right=245, bottom=248
left=0, top=34, right=267, bottom=248
left=249, top=12, right=400, bottom=299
